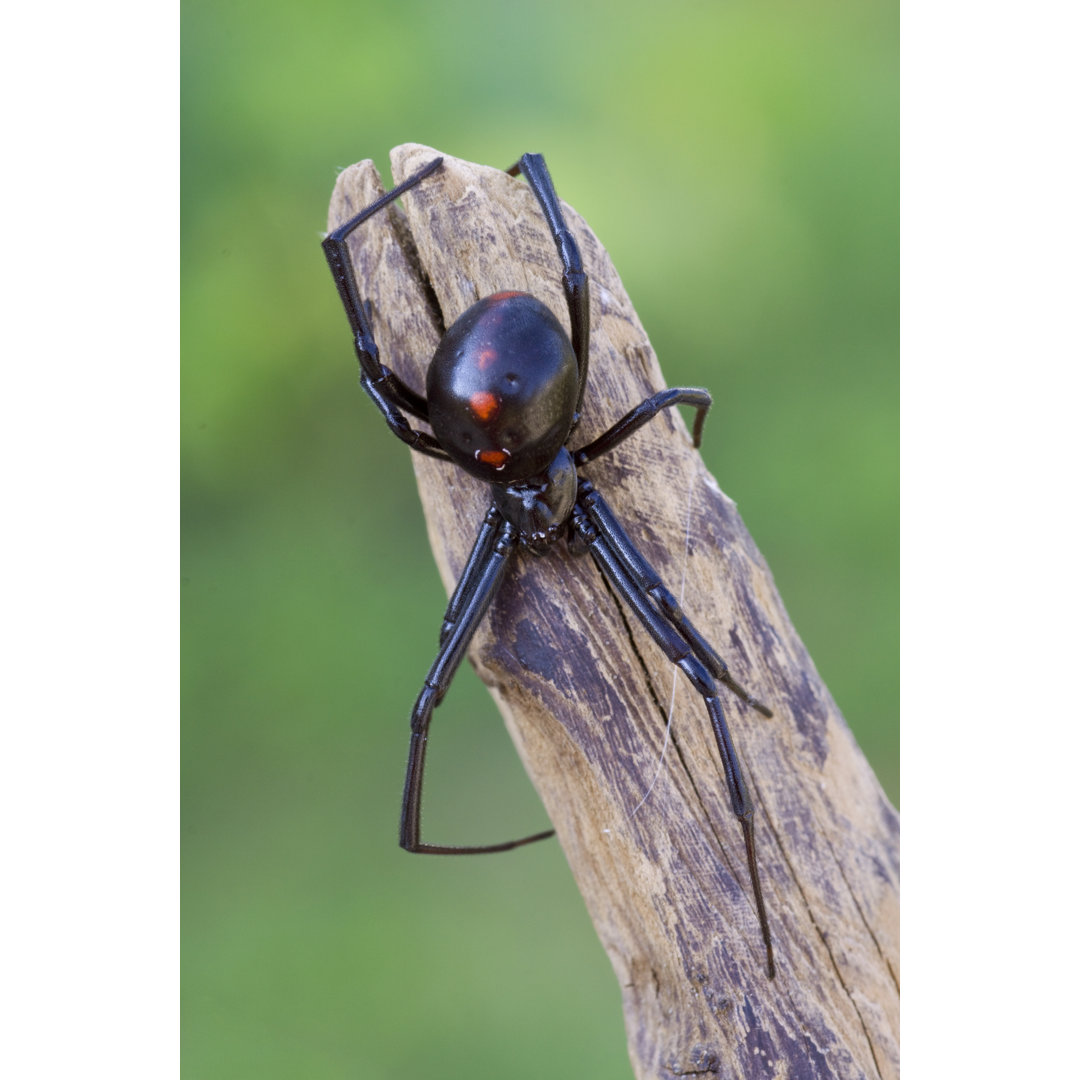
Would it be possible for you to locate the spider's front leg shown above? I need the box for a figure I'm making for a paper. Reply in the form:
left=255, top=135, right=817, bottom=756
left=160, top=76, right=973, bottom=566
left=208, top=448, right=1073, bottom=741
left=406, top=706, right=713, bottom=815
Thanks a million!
left=577, top=480, right=772, bottom=717
left=401, top=513, right=555, bottom=855
left=439, top=505, right=501, bottom=645
left=569, top=497, right=776, bottom=978
left=571, top=384, right=771, bottom=715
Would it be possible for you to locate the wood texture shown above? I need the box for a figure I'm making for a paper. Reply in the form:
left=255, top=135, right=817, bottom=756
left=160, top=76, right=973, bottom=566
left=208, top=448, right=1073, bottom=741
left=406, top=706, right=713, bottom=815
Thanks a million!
left=327, top=145, right=899, bottom=1080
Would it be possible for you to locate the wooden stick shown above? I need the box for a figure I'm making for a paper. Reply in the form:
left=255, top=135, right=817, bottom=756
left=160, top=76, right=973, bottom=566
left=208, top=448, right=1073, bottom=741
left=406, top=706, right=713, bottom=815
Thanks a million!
left=327, top=145, right=899, bottom=1080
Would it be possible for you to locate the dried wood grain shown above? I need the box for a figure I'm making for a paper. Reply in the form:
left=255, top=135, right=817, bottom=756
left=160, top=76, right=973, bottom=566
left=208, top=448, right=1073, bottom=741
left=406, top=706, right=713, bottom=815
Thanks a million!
left=327, top=145, right=899, bottom=1080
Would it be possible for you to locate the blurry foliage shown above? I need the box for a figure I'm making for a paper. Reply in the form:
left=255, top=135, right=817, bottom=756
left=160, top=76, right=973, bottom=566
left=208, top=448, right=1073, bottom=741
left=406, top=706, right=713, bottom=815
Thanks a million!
left=183, top=1, right=896, bottom=1076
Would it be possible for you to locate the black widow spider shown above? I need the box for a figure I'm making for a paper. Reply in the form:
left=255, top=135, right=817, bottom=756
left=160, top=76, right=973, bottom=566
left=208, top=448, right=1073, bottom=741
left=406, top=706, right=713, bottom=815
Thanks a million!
left=323, top=153, right=777, bottom=979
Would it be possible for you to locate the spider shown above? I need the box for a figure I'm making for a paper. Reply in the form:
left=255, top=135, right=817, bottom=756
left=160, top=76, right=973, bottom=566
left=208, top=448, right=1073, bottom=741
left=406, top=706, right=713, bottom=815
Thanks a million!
left=323, top=153, right=777, bottom=978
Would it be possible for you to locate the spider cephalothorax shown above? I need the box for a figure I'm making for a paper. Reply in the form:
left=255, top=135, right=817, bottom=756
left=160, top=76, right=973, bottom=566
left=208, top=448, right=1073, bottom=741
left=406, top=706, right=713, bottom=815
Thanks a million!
left=322, top=152, right=778, bottom=978
left=492, top=446, right=577, bottom=551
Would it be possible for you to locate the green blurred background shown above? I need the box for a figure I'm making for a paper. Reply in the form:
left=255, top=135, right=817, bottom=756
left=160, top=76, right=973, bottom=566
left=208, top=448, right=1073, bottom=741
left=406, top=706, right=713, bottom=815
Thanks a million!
left=182, top=1, right=897, bottom=1076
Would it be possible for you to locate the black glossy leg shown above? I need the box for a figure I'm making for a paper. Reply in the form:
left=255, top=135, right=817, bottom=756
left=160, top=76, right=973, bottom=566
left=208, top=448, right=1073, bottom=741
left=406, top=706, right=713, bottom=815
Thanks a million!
left=440, top=505, right=501, bottom=644
left=401, top=518, right=556, bottom=855
left=508, top=154, right=591, bottom=422
left=573, top=388, right=713, bottom=466
left=571, top=501, right=776, bottom=978
left=323, top=156, right=451, bottom=460
left=577, top=481, right=772, bottom=718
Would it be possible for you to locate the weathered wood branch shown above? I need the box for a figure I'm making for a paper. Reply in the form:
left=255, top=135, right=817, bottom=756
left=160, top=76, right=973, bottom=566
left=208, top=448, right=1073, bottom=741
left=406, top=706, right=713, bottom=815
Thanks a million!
left=327, top=146, right=899, bottom=1080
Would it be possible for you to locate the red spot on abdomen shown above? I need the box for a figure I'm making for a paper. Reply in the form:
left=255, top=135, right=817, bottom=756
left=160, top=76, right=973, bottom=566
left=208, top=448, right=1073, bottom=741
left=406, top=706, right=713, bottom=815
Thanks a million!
left=477, top=449, right=509, bottom=468
left=488, top=290, right=526, bottom=302
left=476, top=347, right=497, bottom=370
left=469, top=390, right=499, bottom=422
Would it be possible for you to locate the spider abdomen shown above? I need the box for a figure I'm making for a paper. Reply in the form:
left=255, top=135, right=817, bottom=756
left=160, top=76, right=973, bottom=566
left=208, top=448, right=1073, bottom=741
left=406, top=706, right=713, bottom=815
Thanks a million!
left=426, top=292, right=578, bottom=484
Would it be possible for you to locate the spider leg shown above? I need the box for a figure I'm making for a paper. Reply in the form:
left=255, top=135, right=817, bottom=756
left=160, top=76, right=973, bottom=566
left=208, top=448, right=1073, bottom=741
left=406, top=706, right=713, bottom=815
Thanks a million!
left=440, top=505, right=501, bottom=644
left=507, top=154, right=591, bottom=422
left=573, top=388, right=713, bottom=467
left=323, top=156, right=451, bottom=460
left=571, top=501, right=776, bottom=978
left=576, top=480, right=773, bottom=718
left=401, top=516, right=556, bottom=855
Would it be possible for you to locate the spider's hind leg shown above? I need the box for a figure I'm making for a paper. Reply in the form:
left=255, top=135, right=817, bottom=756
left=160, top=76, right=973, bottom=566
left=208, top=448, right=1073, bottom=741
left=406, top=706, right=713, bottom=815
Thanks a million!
left=323, top=156, right=450, bottom=459
left=507, top=153, right=590, bottom=421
